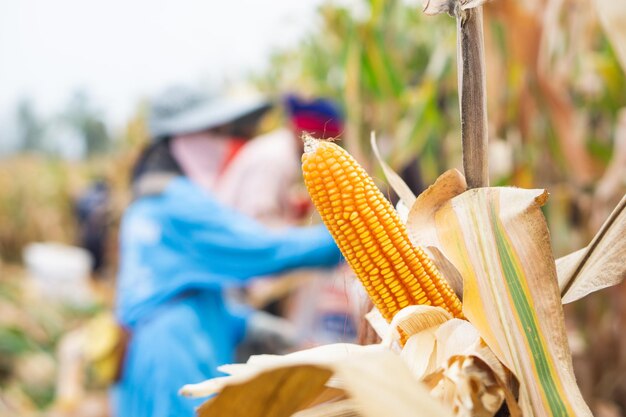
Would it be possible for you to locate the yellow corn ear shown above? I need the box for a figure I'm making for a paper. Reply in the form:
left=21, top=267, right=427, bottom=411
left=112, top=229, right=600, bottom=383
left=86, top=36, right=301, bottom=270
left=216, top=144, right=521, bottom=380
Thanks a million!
left=302, top=137, right=463, bottom=323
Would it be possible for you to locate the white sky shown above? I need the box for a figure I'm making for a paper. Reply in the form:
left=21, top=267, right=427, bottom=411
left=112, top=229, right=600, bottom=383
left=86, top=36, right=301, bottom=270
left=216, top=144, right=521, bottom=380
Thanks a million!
left=0, top=0, right=327, bottom=127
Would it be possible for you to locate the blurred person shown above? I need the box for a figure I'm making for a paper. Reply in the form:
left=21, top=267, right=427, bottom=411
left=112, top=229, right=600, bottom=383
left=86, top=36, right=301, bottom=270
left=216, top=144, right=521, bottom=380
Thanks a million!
left=112, top=86, right=342, bottom=417
left=217, top=95, right=359, bottom=346
left=75, top=179, right=110, bottom=275
left=216, top=94, right=343, bottom=226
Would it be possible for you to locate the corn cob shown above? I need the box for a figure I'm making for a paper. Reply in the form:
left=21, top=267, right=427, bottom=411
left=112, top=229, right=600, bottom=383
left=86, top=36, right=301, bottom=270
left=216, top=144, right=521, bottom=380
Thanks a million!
left=302, top=137, right=463, bottom=324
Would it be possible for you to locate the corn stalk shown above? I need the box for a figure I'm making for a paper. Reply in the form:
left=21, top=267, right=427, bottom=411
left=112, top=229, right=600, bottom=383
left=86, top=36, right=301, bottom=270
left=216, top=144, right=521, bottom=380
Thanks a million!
left=421, top=0, right=489, bottom=188
left=456, top=5, right=489, bottom=189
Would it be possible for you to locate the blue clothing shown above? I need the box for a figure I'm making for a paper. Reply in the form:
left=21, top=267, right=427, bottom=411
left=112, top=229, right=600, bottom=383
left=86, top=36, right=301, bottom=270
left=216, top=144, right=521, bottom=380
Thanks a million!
left=112, top=177, right=341, bottom=417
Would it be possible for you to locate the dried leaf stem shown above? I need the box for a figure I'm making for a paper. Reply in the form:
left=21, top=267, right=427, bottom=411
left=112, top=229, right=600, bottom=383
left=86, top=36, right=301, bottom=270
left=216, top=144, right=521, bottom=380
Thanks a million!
left=456, top=5, right=489, bottom=189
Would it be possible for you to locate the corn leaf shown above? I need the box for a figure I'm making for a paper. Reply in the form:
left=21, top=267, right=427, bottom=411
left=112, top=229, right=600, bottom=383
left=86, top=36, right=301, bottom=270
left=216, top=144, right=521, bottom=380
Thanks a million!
left=558, top=194, right=626, bottom=303
left=406, top=170, right=592, bottom=417
left=422, top=0, right=489, bottom=16
left=291, top=399, right=360, bottom=417
left=402, top=328, right=439, bottom=380
left=422, top=0, right=453, bottom=16
left=332, top=350, right=455, bottom=417
left=391, top=306, right=452, bottom=342
left=424, top=355, right=512, bottom=417
left=364, top=303, right=515, bottom=416
left=370, top=133, right=416, bottom=208
left=427, top=246, right=465, bottom=299
left=191, top=349, right=454, bottom=417
left=432, top=320, right=522, bottom=417
left=195, top=365, right=333, bottom=417
left=181, top=343, right=386, bottom=400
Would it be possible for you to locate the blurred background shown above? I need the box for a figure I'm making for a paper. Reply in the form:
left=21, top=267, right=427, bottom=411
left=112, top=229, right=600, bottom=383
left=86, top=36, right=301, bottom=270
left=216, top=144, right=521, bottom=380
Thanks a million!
left=1, top=0, right=625, bottom=416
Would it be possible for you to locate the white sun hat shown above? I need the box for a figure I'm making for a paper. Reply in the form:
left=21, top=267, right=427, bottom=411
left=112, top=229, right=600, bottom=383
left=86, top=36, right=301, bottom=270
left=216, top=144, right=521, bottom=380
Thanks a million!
left=148, top=85, right=272, bottom=140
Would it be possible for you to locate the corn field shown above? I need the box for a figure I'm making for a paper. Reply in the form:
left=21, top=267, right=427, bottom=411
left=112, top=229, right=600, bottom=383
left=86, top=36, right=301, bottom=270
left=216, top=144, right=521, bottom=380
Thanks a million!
left=1, top=0, right=625, bottom=416
left=191, top=1, right=626, bottom=416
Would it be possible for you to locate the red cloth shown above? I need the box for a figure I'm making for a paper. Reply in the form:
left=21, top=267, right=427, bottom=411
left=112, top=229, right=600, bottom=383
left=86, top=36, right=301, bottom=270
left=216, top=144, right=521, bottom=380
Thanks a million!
left=292, top=115, right=342, bottom=138
left=219, top=138, right=247, bottom=176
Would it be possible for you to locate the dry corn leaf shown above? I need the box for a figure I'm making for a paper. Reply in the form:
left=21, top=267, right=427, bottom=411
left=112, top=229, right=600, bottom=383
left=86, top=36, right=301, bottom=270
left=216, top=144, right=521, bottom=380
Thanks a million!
left=406, top=170, right=592, bottom=417
left=406, top=170, right=467, bottom=297
left=370, top=133, right=416, bottom=208
left=558, top=194, right=626, bottom=304
left=433, top=319, right=519, bottom=410
left=434, top=320, right=479, bottom=367
left=246, top=343, right=388, bottom=369
left=191, top=350, right=454, bottom=417
left=422, top=0, right=489, bottom=16
left=380, top=305, right=453, bottom=380
left=333, top=350, right=454, bottom=417
left=402, top=328, right=439, bottom=380
left=292, top=399, right=360, bottom=417
left=406, top=169, right=468, bottom=242
left=422, top=0, right=454, bottom=16
left=368, top=304, right=515, bottom=416
left=425, top=246, right=465, bottom=300
left=434, top=320, right=509, bottom=389
left=383, top=305, right=452, bottom=346
left=428, top=319, right=520, bottom=417
left=180, top=343, right=387, bottom=399
left=364, top=307, right=388, bottom=341
left=179, top=376, right=234, bottom=400
left=424, top=355, right=507, bottom=417
left=195, top=365, right=333, bottom=417
left=300, top=387, right=349, bottom=411
left=188, top=306, right=506, bottom=417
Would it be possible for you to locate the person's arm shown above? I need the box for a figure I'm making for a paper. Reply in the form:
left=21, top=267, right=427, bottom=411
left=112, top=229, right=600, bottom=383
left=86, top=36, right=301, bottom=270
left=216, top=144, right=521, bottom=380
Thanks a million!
left=166, top=181, right=342, bottom=282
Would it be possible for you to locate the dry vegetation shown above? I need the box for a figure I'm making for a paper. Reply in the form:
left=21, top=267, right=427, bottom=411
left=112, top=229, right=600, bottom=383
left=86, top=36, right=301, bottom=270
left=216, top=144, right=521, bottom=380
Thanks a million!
left=0, top=0, right=625, bottom=416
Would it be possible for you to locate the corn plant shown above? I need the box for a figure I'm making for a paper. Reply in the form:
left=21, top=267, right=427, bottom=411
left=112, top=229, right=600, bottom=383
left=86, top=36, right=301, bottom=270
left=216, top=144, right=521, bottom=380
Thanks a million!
left=181, top=1, right=626, bottom=416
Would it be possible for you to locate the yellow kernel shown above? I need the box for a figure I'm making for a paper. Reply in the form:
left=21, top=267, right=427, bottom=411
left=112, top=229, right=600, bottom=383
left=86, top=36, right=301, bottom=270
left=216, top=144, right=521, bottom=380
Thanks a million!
left=369, top=247, right=381, bottom=257
left=381, top=242, right=394, bottom=253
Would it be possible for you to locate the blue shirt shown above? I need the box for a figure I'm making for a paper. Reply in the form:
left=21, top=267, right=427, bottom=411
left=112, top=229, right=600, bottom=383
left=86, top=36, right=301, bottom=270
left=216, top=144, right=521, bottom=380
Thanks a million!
left=112, top=177, right=341, bottom=417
